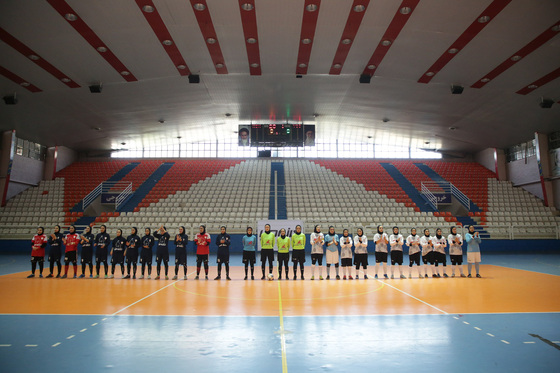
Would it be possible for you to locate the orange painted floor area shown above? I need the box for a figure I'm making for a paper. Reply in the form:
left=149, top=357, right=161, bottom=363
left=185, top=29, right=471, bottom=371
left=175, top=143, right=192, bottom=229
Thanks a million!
left=1, top=265, right=559, bottom=316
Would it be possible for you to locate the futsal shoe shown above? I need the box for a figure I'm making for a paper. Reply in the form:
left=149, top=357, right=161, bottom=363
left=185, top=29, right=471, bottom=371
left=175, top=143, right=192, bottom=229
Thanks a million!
left=73, top=275, right=77, bottom=279
left=356, top=275, right=359, bottom=279
left=133, top=275, right=136, bottom=279
left=443, top=273, right=449, bottom=278
left=205, top=275, right=208, bottom=280
left=278, top=275, right=282, bottom=280
left=293, top=275, right=297, bottom=280
left=476, top=274, right=481, bottom=278
left=374, top=275, right=377, bottom=279
left=195, top=275, right=199, bottom=280
left=467, top=274, right=472, bottom=278
left=39, top=274, right=43, bottom=278
left=336, top=275, right=340, bottom=280
left=452, top=274, right=455, bottom=278
left=460, top=274, right=466, bottom=278
left=343, top=275, right=347, bottom=280
left=301, top=275, right=305, bottom=280
left=79, top=274, right=85, bottom=278
left=364, top=275, right=368, bottom=279
left=214, top=276, right=221, bottom=280
left=251, top=276, right=255, bottom=280
left=155, top=276, right=160, bottom=280
left=109, top=274, right=114, bottom=279
left=432, top=274, right=438, bottom=278
left=27, top=274, right=35, bottom=278
left=425, top=274, right=428, bottom=278
left=89, top=275, right=93, bottom=278
left=147, top=275, right=151, bottom=279
left=244, top=276, right=248, bottom=280
left=326, top=275, right=330, bottom=280
left=165, top=276, right=169, bottom=280
left=183, top=276, right=187, bottom=280
left=319, top=276, right=324, bottom=280
left=56, top=274, right=61, bottom=278
left=123, top=275, right=130, bottom=279
left=310, top=276, right=314, bottom=280
left=61, top=274, right=67, bottom=279
left=139, top=275, right=144, bottom=279
left=384, top=274, right=389, bottom=279
left=226, top=276, right=231, bottom=281
left=46, top=274, right=53, bottom=278
left=408, top=274, right=412, bottom=279
left=173, top=275, right=178, bottom=280
left=400, top=275, right=406, bottom=279
left=391, top=275, right=394, bottom=279
left=348, top=275, right=353, bottom=280
left=261, top=275, right=265, bottom=280
left=104, top=275, right=108, bottom=279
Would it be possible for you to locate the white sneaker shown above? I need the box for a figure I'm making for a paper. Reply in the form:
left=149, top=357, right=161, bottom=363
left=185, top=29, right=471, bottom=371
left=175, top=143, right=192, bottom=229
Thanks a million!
left=172, top=275, right=178, bottom=280
left=109, top=274, right=114, bottom=279
left=147, top=275, right=151, bottom=279
left=183, top=276, right=187, bottom=280
left=139, top=275, right=144, bottom=279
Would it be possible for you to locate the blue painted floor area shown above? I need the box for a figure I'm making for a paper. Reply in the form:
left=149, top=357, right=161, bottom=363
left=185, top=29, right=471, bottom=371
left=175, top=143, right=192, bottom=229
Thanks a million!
left=1, top=313, right=559, bottom=372
left=3, top=253, right=560, bottom=276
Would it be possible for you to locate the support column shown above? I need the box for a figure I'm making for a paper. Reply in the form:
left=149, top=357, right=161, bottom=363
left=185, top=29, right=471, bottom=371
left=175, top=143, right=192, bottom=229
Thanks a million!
left=535, top=132, right=554, bottom=208
left=0, top=130, right=16, bottom=206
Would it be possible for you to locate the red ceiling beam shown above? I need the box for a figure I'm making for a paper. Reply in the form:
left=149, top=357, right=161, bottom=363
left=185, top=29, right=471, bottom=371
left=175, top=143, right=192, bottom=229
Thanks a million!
left=238, top=1, right=261, bottom=75
left=330, top=0, right=370, bottom=75
left=0, top=66, right=42, bottom=93
left=361, top=0, right=419, bottom=77
left=472, top=20, right=560, bottom=89
left=190, top=1, right=228, bottom=74
left=418, top=0, right=512, bottom=84
left=295, top=0, right=321, bottom=75
left=516, top=66, right=560, bottom=95
left=0, top=27, right=80, bottom=88
left=46, top=0, right=137, bottom=82
left=135, top=0, right=191, bottom=76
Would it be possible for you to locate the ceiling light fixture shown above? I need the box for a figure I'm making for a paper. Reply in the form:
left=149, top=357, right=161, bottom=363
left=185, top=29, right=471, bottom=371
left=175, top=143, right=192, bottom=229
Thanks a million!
left=528, top=84, right=538, bottom=89
left=552, top=25, right=560, bottom=32
left=306, top=4, right=318, bottom=12
left=353, top=5, right=365, bottom=12
left=247, top=38, right=257, bottom=44
left=426, top=72, right=435, bottom=76
left=64, top=13, right=77, bottom=21
left=302, top=38, right=312, bottom=44
left=241, top=3, right=254, bottom=11
left=120, top=71, right=130, bottom=76
left=20, top=82, right=30, bottom=87
left=162, top=39, right=173, bottom=46
left=381, top=40, right=391, bottom=46
left=61, top=78, right=71, bottom=83
left=333, top=63, right=342, bottom=69
left=400, top=7, right=411, bottom=15
left=481, top=78, right=490, bottom=83
left=478, top=16, right=491, bottom=23
left=96, top=46, right=107, bottom=52
left=510, top=55, right=522, bottom=61
left=341, top=38, right=352, bottom=45
left=298, top=63, right=307, bottom=68
left=250, top=63, right=259, bottom=68
left=448, top=48, right=459, bottom=54
left=142, top=5, right=154, bottom=13
left=193, top=3, right=205, bottom=11
left=367, top=64, right=376, bottom=70
left=216, top=63, right=224, bottom=68
left=28, top=54, right=39, bottom=60
left=177, top=65, right=186, bottom=70
left=206, top=37, right=216, bottom=44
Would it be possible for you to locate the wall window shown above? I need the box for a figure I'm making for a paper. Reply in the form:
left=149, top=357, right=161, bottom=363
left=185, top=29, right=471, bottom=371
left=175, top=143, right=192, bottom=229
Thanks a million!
left=15, top=137, right=46, bottom=161
left=506, top=139, right=536, bottom=162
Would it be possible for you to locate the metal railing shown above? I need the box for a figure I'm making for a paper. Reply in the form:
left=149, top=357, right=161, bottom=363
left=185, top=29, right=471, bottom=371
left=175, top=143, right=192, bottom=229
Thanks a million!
left=82, top=183, right=103, bottom=210
left=116, top=183, right=133, bottom=211
left=421, top=181, right=471, bottom=210
left=81, top=182, right=133, bottom=211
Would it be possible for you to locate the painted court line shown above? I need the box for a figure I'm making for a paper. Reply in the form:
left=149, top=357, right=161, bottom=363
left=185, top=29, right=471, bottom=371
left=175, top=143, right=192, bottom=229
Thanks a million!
left=91, top=323, right=98, bottom=326
left=501, top=340, right=510, bottom=345
left=277, top=280, right=288, bottom=373
left=25, top=344, right=37, bottom=347
left=463, top=321, right=470, bottom=325
left=474, top=327, right=482, bottom=331
left=67, top=335, right=75, bottom=340
left=0, top=344, right=11, bottom=347
left=524, top=342, right=535, bottom=344
left=376, top=279, right=448, bottom=314
left=80, top=328, right=87, bottom=332
left=487, top=333, right=495, bottom=337
left=52, top=342, right=60, bottom=347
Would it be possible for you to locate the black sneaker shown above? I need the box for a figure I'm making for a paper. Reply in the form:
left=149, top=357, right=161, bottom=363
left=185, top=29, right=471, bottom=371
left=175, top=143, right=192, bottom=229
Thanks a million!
left=468, top=274, right=472, bottom=278
left=476, top=274, right=481, bottom=278
left=226, top=276, right=231, bottom=281
left=214, top=276, right=221, bottom=280
left=251, top=276, right=254, bottom=280
left=326, top=275, right=330, bottom=280
left=244, top=276, right=248, bottom=280
left=46, top=274, right=53, bottom=278
left=123, top=275, right=130, bottom=279
left=336, top=275, right=340, bottom=280
left=27, top=274, right=35, bottom=278
left=261, top=276, right=265, bottom=280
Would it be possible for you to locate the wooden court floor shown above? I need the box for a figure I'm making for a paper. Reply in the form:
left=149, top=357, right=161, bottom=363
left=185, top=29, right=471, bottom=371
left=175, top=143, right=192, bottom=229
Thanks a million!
left=1, top=255, right=560, bottom=372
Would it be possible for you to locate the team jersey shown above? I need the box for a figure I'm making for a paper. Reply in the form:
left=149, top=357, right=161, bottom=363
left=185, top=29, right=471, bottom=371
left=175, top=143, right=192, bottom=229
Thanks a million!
left=340, top=235, right=353, bottom=259
left=420, top=236, right=434, bottom=256
left=48, top=232, right=64, bottom=248
left=373, top=233, right=389, bottom=253
left=389, top=234, right=404, bottom=252
left=406, top=235, right=421, bottom=255
left=277, top=236, right=290, bottom=253
left=310, top=232, right=324, bottom=254
left=260, top=232, right=275, bottom=249
left=95, top=232, right=111, bottom=249
left=216, top=233, right=231, bottom=249
left=127, top=234, right=141, bottom=250
left=65, top=233, right=80, bottom=252
left=433, top=236, right=447, bottom=254
left=31, top=234, right=48, bottom=257
left=112, top=236, right=126, bottom=253
left=291, top=233, right=306, bottom=250
left=242, top=235, right=257, bottom=251
left=195, top=233, right=211, bottom=255
left=448, top=234, right=463, bottom=255
left=141, top=235, right=155, bottom=250
left=81, top=233, right=94, bottom=249
left=174, top=233, right=188, bottom=249
left=353, top=235, right=368, bottom=254
left=154, top=231, right=170, bottom=249
left=324, top=234, right=339, bottom=252
left=465, top=233, right=482, bottom=253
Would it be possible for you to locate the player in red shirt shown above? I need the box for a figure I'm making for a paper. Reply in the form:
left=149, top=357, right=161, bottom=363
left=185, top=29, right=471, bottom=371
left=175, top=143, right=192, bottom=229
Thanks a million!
left=62, top=225, right=80, bottom=278
left=28, top=227, right=48, bottom=278
left=194, top=225, right=211, bottom=280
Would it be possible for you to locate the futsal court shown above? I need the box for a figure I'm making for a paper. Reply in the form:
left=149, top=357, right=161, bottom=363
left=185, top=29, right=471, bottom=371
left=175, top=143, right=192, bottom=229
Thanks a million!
left=1, top=253, right=559, bottom=372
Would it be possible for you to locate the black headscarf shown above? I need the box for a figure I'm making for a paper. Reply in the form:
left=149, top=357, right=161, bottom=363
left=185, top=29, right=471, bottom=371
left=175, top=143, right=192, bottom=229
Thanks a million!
left=69, top=225, right=76, bottom=234
left=264, top=224, right=270, bottom=233
left=37, top=227, right=44, bottom=235
left=357, top=228, right=363, bottom=237
left=131, top=227, right=138, bottom=236
left=424, top=229, right=430, bottom=237
left=280, top=229, right=286, bottom=239
left=145, top=228, right=151, bottom=236
left=377, top=225, right=383, bottom=234
left=100, top=225, right=106, bottom=233
left=328, top=226, right=335, bottom=235
left=314, top=225, right=320, bottom=233
left=436, top=228, right=442, bottom=239
left=246, top=227, right=253, bottom=236
left=450, top=226, right=457, bottom=236
left=411, top=228, right=417, bottom=237
left=342, top=229, right=349, bottom=237
left=295, top=225, right=302, bottom=234
left=392, top=226, right=399, bottom=235
left=200, top=225, right=206, bottom=234
left=116, top=229, right=122, bottom=237
left=179, top=226, right=185, bottom=235
left=54, top=225, right=61, bottom=233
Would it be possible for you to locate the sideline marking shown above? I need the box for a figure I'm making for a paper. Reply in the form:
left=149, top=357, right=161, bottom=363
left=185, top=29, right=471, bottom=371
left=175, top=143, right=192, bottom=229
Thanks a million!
left=67, top=335, right=74, bottom=340
left=487, top=333, right=495, bottom=337
left=25, top=344, right=37, bottom=347
left=501, top=340, right=510, bottom=345
left=52, top=342, right=60, bottom=347
left=530, top=334, right=560, bottom=351
left=277, top=281, right=288, bottom=373
left=80, top=328, right=87, bottom=333
left=374, top=278, right=448, bottom=314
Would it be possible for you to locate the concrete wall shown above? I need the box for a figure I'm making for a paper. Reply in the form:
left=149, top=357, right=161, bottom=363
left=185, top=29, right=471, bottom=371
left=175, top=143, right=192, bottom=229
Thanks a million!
left=6, top=154, right=44, bottom=200
left=506, top=156, right=543, bottom=199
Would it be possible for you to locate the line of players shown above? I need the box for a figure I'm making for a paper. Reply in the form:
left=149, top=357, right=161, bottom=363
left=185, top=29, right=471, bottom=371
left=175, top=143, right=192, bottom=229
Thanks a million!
left=27, top=223, right=483, bottom=280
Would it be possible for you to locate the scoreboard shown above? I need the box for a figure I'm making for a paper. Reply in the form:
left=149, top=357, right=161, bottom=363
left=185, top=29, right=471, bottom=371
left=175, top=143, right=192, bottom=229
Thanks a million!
left=249, top=124, right=305, bottom=147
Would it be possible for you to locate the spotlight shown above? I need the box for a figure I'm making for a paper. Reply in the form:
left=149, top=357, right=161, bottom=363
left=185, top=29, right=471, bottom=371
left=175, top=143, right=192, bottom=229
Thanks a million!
left=3, top=94, right=17, bottom=105
left=539, top=98, right=554, bottom=109
left=188, top=74, right=200, bottom=84
left=451, top=85, right=464, bottom=94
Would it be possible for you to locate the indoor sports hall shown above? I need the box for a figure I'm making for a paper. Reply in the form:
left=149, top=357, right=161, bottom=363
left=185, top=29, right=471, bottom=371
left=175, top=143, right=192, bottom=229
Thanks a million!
left=1, top=1, right=559, bottom=372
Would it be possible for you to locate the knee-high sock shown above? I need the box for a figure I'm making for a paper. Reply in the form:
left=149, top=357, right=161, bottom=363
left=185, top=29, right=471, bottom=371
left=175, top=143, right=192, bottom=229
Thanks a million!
left=31, top=261, right=36, bottom=274
left=204, top=262, right=209, bottom=275
left=475, top=262, right=480, bottom=274
left=225, top=263, right=230, bottom=277
left=164, top=263, right=168, bottom=276
left=39, top=261, right=44, bottom=275
left=217, top=263, right=222, bottom=276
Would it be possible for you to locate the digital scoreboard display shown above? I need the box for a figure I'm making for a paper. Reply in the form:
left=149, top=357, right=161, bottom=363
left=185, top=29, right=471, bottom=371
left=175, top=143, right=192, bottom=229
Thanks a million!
left=249, top=124, right=305, bottom=147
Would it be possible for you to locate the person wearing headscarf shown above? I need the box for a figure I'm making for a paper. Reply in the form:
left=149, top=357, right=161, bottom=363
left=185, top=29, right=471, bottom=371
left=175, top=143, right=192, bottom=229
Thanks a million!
left=373, top=225, right=389, bottom=279
left=291, top=225, right=306, bottom=280
left=124, top=227, right=141, bottom=279
left=353, top=228, right=368, bottom=280
left=433, top=228, right=448, bottom=278
left=242, top=227, right=257, bottom=280
left=62, top=225, right=80, bottom=278
left=195, top=225, right=211, bottom=280
left=140, top=228, right=155, bottom=279
left=28, top=227, right=47, bottom=278
left=276, top=228, right=290, bottom=280
left=448, top=226, right=465, bottom=277
left=173, top=226, right=189, bottom=280
left=340, top=229, right=353, bottom=280
left=94, top=225, right=110, bottom=278
left=420, top=228, right=435, bottom=278
left=310, top=225, right=324, bottom=280
left=260, top=224, right=275, bottom=280
left=215, top=226, right=231, bottom=280
left=46, top=225, right=64, bottom=278
left=465, top=225, right=482, bottom=278
left=389, top=226, right=405, bottom=279
left=405, top=228, right=422, bottom=279
left=79, top=226, right=95, bottom=278
left=110, top=229, right=127, bottom=278
left=153, top=225, right=171, bottom=280
left=324, top=226, right=340, bottom=280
